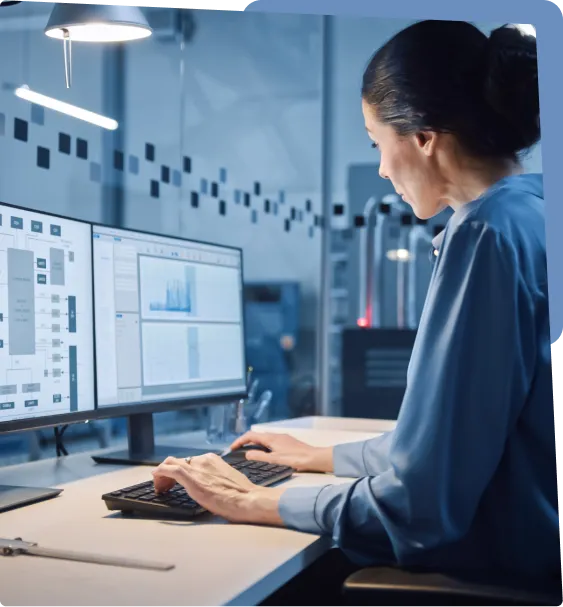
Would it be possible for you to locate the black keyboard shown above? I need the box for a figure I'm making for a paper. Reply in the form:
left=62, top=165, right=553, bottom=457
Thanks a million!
left=102, top=458, right=294, bottom=518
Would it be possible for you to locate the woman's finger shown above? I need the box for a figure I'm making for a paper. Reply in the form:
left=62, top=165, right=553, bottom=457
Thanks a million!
left=152, top=463, right=189, bottom=493
left=152, top=456, right=192, bottom=491
left=229, top=431, right=272, bottom=452
left=152, top=476, right=176, bottom=494
left=244, top=449, right=275, bottom=463
left=192, top=452, right=221, bottom=465
left=154, top=460, right=225, bottom=490
left=189, top=454, right=254, bottom=486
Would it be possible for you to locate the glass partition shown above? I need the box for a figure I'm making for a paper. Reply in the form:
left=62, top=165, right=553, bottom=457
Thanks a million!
left=0, top=4, right=324, bottom=463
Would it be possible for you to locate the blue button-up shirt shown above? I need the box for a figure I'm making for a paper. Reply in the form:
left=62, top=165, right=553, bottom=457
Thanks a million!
left=279, top=173, right=559, bottom=582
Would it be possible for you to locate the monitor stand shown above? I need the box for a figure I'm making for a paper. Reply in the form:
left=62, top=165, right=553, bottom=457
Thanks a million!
left=91, top=413, right=223, bottom=466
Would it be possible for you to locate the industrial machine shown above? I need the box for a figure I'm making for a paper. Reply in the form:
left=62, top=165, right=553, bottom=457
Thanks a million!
left=341, top=192, right=446, bottom=420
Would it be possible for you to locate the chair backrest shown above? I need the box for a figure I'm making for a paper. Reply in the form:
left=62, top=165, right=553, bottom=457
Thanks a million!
left=551, top=343, right=563, bottom=575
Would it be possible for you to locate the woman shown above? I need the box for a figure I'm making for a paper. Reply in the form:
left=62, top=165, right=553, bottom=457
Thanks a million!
left=153, top=20, right=559, bottom=586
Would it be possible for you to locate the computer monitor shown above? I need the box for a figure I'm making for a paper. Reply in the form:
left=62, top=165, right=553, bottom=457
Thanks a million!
left=90, top=224, right=247, bottom=465
left=0, top=202, right=248, bottom=508
left=0, top=201, right=96, bottom=511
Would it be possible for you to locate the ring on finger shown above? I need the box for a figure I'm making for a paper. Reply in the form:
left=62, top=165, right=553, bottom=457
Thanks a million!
left=185, top=456, right=193, bottom=465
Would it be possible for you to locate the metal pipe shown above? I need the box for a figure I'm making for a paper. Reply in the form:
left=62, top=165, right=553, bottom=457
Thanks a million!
left=397, top=214, right=413, bottom=329
left=372, top=194, right=401, bottom=327
left=407, top=220, right=433, bottom=328
left=317, top=14, right=334, bottom=416
left=62, top=29, right=71, bottom=88
left=372, top=203, right=391, bottom=327
left=358, top=196, right=378, bottom=326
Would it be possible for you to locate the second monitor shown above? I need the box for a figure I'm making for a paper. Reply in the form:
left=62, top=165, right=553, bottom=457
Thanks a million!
left=92, top=225, right=247, bottom=464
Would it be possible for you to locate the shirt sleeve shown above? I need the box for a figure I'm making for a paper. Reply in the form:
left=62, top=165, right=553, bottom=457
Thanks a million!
left=331, top=432, right=393, bottom=478
left=278, top=221, right=537, bottom=566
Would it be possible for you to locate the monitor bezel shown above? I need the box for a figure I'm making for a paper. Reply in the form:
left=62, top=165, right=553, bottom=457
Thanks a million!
left=0, top=199, right=248, bottom=435
left=90, top=222, right=248, bottom=422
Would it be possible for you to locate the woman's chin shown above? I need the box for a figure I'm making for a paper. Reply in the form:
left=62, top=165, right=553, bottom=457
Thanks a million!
left=411, top=203, right=438, bottom=221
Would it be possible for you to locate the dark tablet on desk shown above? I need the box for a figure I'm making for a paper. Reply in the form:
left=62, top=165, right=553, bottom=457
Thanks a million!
left=0, top=485, right=63, bottom=513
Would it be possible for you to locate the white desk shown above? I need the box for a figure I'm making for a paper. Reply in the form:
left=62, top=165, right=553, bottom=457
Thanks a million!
left=251, top=415, right=396, bottom=439
left=0, top=420, right=386, bottom=606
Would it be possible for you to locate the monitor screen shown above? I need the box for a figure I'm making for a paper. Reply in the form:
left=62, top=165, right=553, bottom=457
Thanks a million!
left=0, top=204, right=95, bottom=423
left=92, top=226, right=246, bottom=408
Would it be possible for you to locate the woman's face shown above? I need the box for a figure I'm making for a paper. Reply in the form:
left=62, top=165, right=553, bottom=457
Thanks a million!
left=362, top=99, right=446, bottom=219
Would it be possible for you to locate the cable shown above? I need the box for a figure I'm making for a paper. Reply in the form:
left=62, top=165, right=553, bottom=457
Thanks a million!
left=54, top=425, right=69, bottom=457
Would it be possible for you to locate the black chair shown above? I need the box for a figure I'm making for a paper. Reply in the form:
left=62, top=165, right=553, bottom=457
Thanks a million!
left=343, top=567, right=563, bottom=607
left=343, top=567, right=563, bottom=606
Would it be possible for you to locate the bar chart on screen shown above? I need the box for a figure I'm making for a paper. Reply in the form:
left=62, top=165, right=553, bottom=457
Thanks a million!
left=139, top=256, right=197, bottom=316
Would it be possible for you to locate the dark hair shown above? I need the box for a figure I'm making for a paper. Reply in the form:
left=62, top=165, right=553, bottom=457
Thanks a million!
left=362, top=20, right=540, bottom=160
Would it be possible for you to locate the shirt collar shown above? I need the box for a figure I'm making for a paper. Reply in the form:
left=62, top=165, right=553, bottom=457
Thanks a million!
left=430, top=175, right=515, bottom=252
left=432, top=229, right=446, bottom=251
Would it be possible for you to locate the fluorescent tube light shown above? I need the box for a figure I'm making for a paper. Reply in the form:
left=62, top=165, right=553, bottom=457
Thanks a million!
left=15, top=86, right=118, bottom=130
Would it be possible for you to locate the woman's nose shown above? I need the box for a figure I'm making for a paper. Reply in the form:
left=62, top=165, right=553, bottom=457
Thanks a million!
left=379, top=163, right=389, bottom=180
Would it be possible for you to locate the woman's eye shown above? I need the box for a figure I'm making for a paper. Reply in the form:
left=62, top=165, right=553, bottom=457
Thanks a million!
left=371, top=142, right=379, bottom=150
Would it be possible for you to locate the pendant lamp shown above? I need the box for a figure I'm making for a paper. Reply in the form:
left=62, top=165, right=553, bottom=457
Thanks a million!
left=45, top=4, right=152, bottom=87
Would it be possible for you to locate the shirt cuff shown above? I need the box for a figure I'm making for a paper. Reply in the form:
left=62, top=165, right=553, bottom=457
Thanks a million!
left=333, top=440, right=367, bottom=477
left=278, top=485, right=330, bottom=534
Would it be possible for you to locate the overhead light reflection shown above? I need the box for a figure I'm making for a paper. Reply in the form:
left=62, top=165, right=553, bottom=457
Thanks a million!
left=15, top=85, right=118, bottom=130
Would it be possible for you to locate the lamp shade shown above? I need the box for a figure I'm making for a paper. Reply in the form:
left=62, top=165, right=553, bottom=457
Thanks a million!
left=515, top=24, right=537, bottom=37
left=45, top=3, right=152, bottom=42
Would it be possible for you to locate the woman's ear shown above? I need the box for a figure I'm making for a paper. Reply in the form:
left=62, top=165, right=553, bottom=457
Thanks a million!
left=415, top=131, right=438, bottom=156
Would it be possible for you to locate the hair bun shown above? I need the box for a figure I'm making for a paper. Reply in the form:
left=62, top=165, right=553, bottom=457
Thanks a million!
left=483, top=25, right=540, bottom=153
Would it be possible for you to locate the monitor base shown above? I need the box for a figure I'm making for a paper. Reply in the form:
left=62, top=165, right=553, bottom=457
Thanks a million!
left=91, top=413, right=224, bottom=466
left=0, top=485, right=63, bottom=513
left=92, top=445, right=222, bottom=467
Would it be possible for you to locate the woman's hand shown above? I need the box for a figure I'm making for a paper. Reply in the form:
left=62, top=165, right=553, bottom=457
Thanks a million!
left=152, top=454, right=285, bottom=526
left=229, top=431, right=334, bottom=473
